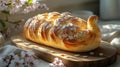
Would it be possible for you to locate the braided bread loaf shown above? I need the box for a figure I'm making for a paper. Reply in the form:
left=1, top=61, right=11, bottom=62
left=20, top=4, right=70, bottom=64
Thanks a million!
left=23, top=12, right=101, bottom=52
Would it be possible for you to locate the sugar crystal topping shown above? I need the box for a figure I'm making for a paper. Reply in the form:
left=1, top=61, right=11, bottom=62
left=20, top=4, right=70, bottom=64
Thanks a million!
left=24, top=18, right=32, bottom=27
left=27, top=12, right=88, bottom=41
left=58, top=24, right=80, bottom=40
left=46, top=12, right=88, bottom=40
left=40, top=21, right=52, bottom=30
left=48, top=12, right=60, bottom=20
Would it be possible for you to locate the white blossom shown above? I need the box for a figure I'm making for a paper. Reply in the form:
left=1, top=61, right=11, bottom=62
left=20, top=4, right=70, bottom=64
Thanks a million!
left=23, top=2, right=41, bottom=13
left=8, top=55, right=20, bottom=67
left=32, top=0, right=38, bottom=4
left=40, top=3, right=49, bottom=10
left=14, top=55, right=20, bottom=61
left=20, top=59, right=25, bottom=67
left=49, top=58, right=66, bottom=67
left=1, top=50, right=41, bottom=67
left=20, top=0, right=28, bottom=4
left=21, top=51, right=26, bottom=58
left=9, top=52, right=15, bottom=57
left=0, top=0, right=48, bottom=14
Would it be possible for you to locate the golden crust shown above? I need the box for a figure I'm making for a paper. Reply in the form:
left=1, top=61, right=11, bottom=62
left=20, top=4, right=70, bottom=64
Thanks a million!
left=23, top=12, right=101, bottom=52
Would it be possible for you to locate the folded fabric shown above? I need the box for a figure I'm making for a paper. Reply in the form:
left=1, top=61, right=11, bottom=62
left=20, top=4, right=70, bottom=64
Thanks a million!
left=100, top=22, right=120, bottom=53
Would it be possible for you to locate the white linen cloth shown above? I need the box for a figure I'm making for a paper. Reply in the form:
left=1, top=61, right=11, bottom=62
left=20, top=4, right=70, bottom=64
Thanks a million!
left=99, top=21, right=120, bottom=53
left=0, top=21, right=120, bottom=67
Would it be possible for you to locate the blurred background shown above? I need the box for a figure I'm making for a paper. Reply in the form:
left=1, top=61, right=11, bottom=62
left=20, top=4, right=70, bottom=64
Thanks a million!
left=1, top=0, right=120, bottom=21
left=0, top=0, right=99, bottom=21
left=44, top=0, right=120, bottom=20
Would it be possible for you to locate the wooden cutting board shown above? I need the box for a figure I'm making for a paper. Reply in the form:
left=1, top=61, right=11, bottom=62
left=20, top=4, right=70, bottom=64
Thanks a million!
left=11, top=34, right=117, bottom=67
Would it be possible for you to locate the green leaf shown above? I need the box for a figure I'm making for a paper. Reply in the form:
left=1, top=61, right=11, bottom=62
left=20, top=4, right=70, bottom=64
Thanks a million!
left=0, top=20, right=6, bottom=28
left=6, top=2, right=13, bottom=7
left=11, top=20, right=22, bottom=24
left=27, top=0, right=33, bottom=5
left=1, top=10, right=10, bottom=15
left=0, top=19, right=7, bottom=33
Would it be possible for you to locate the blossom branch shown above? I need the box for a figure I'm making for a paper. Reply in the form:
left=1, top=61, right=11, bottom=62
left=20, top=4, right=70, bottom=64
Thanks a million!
left=0, top=0, right=48, bottom=38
